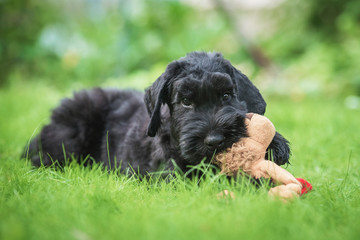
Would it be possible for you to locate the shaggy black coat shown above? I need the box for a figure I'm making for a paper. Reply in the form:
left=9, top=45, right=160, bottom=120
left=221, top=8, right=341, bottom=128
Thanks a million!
left=25, top=52, right=290, bottom=174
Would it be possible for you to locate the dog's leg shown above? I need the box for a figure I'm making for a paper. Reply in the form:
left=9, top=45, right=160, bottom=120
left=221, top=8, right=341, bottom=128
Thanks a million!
left=266, top=131, right=291, bottom=165
left=25, top=89, right=108, bottom=167
left=26, top=121, right=87, bottom=167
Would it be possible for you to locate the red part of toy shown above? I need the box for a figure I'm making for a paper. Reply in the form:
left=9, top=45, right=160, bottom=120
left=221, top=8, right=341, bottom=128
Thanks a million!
left=296, top=178, right=313, bottom=196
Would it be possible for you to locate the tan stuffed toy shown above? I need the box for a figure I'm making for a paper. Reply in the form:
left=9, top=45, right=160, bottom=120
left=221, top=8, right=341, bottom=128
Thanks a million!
left=214, top=113, right=312, bottom=200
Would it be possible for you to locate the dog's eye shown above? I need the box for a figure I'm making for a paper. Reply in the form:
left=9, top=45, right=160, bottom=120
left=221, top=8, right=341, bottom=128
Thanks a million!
left=222, top=93, right=231, bottom=102
left=181, top=98, right=193, bottom=107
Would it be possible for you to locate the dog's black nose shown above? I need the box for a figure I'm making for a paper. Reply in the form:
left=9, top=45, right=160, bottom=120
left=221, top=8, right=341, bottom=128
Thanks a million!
left=204, top=134, right=224, bottom=149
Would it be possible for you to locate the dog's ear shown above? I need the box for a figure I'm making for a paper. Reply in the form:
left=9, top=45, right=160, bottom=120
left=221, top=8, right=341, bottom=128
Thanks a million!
left=232, top=68, right=267, bottom=115
left=145, top=61, right=183, bottom=137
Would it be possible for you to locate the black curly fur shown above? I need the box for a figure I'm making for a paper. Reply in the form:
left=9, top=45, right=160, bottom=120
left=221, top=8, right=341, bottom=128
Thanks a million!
left=25, top=52, right=290, bottom=174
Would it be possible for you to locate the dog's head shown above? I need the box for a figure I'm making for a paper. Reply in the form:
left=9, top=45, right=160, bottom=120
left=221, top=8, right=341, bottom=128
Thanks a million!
left=144, top=52, right=266, bottom=163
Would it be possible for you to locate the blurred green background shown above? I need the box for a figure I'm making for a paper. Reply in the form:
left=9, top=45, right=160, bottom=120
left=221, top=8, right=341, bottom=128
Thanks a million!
left=1, top=0, right=360, bottom=103
left=1, top=2, right=360, bottom=239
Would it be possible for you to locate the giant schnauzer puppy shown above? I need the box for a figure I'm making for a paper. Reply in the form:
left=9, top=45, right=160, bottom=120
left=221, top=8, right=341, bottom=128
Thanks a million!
left=25, top=52, right=290, bottom=174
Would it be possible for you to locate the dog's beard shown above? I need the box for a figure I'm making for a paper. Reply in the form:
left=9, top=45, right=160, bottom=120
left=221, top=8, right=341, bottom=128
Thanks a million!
left=178, top=107, right=247, bottom=164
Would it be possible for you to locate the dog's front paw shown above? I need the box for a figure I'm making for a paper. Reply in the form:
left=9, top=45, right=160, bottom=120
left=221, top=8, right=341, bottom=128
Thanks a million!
left=267, top=132, right=291, bottom=165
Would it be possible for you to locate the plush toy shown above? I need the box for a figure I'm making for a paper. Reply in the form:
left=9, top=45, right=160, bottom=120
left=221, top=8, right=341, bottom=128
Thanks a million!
left=214, top=113, right=312, bottom=200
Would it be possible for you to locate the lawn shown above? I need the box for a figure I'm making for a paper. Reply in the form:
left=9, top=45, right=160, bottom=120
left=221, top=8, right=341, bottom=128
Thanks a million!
left=0, top=80, right=359, bottom=240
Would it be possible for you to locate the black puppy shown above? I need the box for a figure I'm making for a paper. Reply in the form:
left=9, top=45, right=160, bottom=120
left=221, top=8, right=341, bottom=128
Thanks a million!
left=25, top=52, right=290, bottom=174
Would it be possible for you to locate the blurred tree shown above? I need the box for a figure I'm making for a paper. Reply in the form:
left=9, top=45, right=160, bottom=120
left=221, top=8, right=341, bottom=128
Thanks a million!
left=260, top=0, right=360, bottom=95
left=307, top=0, right=360, bottom=94
left=307, top=0, right=360, bottom=41
left=212, top=0, right=272, bottom=69
left=0, top=0, right=234, bottom=87
left=0, top=0, right=57, bottom=85
left=1, top=0, right=358, bottom=95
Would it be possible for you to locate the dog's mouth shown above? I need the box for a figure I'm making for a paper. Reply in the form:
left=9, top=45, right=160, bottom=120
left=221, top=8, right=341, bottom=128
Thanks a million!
left=177, top=106, right=247, bottom=164
left=179, top=136, right=235, bottom=164
left=179, top=128, right=246, bottom=164
left=205, top=139, right=234, bottom=159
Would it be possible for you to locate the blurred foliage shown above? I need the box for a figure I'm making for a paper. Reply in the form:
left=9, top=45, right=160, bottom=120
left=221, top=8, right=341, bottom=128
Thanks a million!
left=308, top=0, right=360, bottom=40
left=0, top=0, right=359, bottom=96
left=1, top=0, right=236, bottom=88
left=262, top=0, right=360, bottom=96
left=0, top=0, right=57, bottom=85
left=307, top=0, right=360, bottom=95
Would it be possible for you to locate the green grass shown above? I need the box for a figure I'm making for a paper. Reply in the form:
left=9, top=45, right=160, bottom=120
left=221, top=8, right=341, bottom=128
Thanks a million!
left=1, top=81, right=359, bottom=240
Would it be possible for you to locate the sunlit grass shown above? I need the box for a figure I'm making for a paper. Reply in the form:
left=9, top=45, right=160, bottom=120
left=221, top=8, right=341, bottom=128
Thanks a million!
left=1, top=82, right=359, bottom=240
